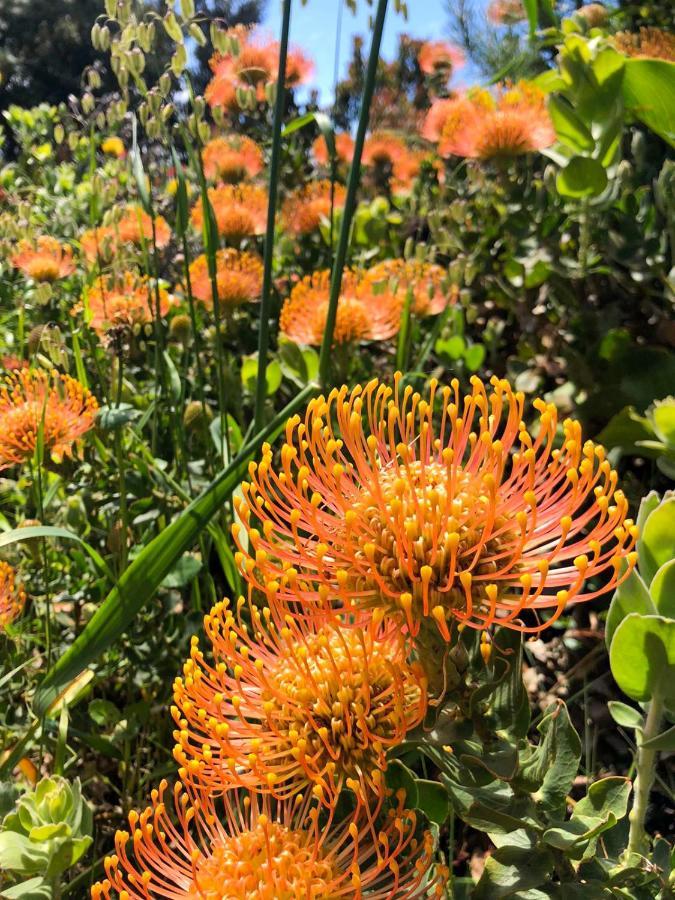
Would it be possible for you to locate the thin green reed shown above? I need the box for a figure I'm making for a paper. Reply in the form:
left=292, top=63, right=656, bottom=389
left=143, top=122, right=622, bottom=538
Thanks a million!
left=318, top=0, right=389, bottom=388
left=254, top=0, right=293, bottom=433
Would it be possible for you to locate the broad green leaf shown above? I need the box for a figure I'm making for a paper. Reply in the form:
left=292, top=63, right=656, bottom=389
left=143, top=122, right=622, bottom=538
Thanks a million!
left=415, top=780, right=450, bottom=825
left=596, top=405, right=654, bottom=454
left=607, top=701, right=643, bottom=730
left=641, top=724, right=675, bottom=752
left=0, top=832, right=47, bottom=875
left=556, top=156, right=608, bottom=198
left=650, top=560, right=675, bottom=618
left=98, top=404, right=141, bottom=430
left=637, top=491, right=662, bottom=533
left=0, top=526, right=113, bottom=582
left=610, top=614, right=675, bottom=702
left=517, top=701, right=581, bottom=814
left=572, top=777, right=630, bottom=824
left=0, top=877, right=52, bottom=899
left=549, top=95, right=594, bottom=152
left=606, top=568, right=655, bottom=648
left=475, top=844, right=554, bottom=898
left=623, top=59, right=675, bottom=148
left=639, top=497, right=675, bottom=586
left=385, top=760, right=418, bottom=808
left=33, top=385, right=316, bottom=717
left=162, top=351, right=182, bottom=405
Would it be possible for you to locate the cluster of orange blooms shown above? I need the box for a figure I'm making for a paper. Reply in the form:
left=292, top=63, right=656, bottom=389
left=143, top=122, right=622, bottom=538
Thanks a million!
left=279, top=260, right=456, bottom=348
left=0, top=561, right=26, bottom=631
left=613, top=26, right=675, bottom=62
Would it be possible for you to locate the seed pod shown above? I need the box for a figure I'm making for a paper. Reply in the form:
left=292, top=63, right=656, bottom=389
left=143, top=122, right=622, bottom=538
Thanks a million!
left=171, top=45, right=187, bottom=77
left=104, top=0, right=117, bottom=17
left=54, top=124, right=65, bottom=144
left=159, top=72, right=172, bottom=97
left=163, top=12, right=183, bottom=42
left=264, top=81, right=277, bottom=106
left=82, top=92, right=95, bottom=114
left=210, top=23, right=228, bottom=54
left=180, top=0, right=196, bottom=19
left=169, top=314, right=191, bottom=346
left=183, top=399, right=213, bottom=431
left=99, top=25, right=111, bottom=52
left=188, top=23, right=206, bottom=46
left=91, top=23, right=102, bottom=50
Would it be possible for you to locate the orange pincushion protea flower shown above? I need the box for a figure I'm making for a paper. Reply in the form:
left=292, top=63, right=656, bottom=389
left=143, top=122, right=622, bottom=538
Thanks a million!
left=83, top=272, right=174, bottom=337
left=191, top=184, right=268, bottom=242
left=188, top=249, right=263, bottom=308
left=117, top=204, right=171, bottom=249
left=172, top=599, right=426, bottom=806
left=205, top=25, right=313, bottom=112
left=424, top=83, right=555, bottom=159
left=365, top=258, right=457, bottom=317
left=281, top=180, right=346, bottom=237
left=0, top=562, right=26, bottom=630
left=233, top=375, right=637, bottom=641
left=418, top=41, right=465, bottom=76
left=613, top=27, right=675, bottom=61
left=91, top=781, right=443, bottom=899
left=202, top=134, right=265, bottom=183
left=79, top=226, right=116, bottom=264
left=0, top=369, right=98, bottom=470
left=312, top=132, right=355, bottom=167
left=362, top=133, right=422, bottom=192
left=11, top=237, right=75, bottom=282
left=279, top=270, right=403, bottom=347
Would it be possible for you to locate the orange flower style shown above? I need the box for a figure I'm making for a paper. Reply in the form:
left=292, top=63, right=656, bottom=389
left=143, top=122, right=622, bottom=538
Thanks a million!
left=83, top=272, right=174, bottom=337
left=614, top=27, right=675, bottom=61
left=173, top=598, right=426, bottom=805
left=487, top=0, right=526, bottom=24
left=279, top=270, right=403, bottom=346
left=188, top=249, right=263, bottom=308
left=79, top=226, right=116, bottom=264
left=423, top=83, right=555, bottom=159
left=418, top=41, right=465, bottom=76
left=233, top=375, right=637, bottom=641
left=116, top=204, right=171, bottom=250
left=281, top=180, right=346, bottom=237
left=365, top=258, right=456, bottom=317
left=11, top=237, right=75, bottom=282
left=0, top=369, right=98, bottom=470
left=312, top=131, right=355, bottom=167
left=205, top=25, right=313, bottom=111
left=203, top=134, right=265, bottom=183
left=362, top=133, right=422, bottom=192
left=191, top=184, right=268, bottom=242
left=0, top=562, right=26, bottom=630
left=92, top=781, right=443, bottom=899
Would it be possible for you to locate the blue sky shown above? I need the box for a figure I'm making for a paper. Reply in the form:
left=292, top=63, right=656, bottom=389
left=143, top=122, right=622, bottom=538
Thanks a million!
left=264, top=0, right=464, bottom=104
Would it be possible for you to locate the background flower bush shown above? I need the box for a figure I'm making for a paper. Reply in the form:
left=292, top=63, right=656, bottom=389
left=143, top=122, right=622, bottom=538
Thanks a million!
left=0, top=0, right=673, bottom=896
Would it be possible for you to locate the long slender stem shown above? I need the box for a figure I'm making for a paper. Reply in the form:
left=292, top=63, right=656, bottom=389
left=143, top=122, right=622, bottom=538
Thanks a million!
left=318, top=0, right=389, bottom=388
left=627, top=691, right=664, bottom=855
left=254, top=0, right=292, bottom=433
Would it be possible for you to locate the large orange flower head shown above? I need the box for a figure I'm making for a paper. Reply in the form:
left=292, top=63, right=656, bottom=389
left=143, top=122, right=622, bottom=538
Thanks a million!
left=362, top=133, right=422, bottom=192
left=203, top=134, right=265, bottom=183
left=173, top=598, right=426, bottom=806
left=116, top=204, right=171, bottom=249
left=279, top=270, right=403, bottom=347
left=11, top=236, right=75, bottom=282
left=0, top=369, right=98, bottom=470
left=205, top=25, right=313, bottom=112
left=92, top=781, right=443, bottom=899
left=0, top=562, right=26, bottom=631
left=613, top=27, right=675, bottom=61
left=191, top=184, right=268, bottom=242
left=233, top=375, right=637, bottom=641
left=79, top=226, right=116, bottom=265
left=312, top=132, right=355, bottom=167
left=418, top=41, right=465, bottom=77
left=365, top=258, right=457, bottom=317
left=281, top=180, right=346, bottom=237
left=188, top=249, right=263, bottom=308
left=83, top=272, right=174, bottom=337
left=423, top=82, right=555, bottom=159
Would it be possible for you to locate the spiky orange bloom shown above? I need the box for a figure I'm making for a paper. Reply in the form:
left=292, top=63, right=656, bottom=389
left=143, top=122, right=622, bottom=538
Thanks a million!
left=172, top=598, right=426, bottom=805
left=205, top=25, right=313, bottom=111
left=190, top=184, right=268, bottom=242
left=101, top=136, right=126, bottom=159
left=233, top=375, right=637, bottom=640
left=487, top=0, right=526, bottom=24
left=117, top=204, right=171, bottom=250
left=614, top=27, right=675, bottom=61
left=188, top=249, right=263, bottom=308
left=83, top=272, right=174, bottom=337
left=365, top=259, right=456, bottom=317
left=279, top=270, right=403, bottom=347
left=281, top=181, right=347, bottom=237
left=423, top=83, right=555, bottom=160
left=362, top=133, right=422, bottom=192
left=0, top=369, right=98, bottom=470
left=92, top=781, right=443, bottom=900
left=11, top=237, right=75, bottom=282
left=418, top=41, right=465, bottom=76
left=79, top=226, right=116, bottom=264
left=202, top=134, right=265, bottom=183
left=0, top=562, right=26, bottom=630
left=312, top=132, right=355, bottom=167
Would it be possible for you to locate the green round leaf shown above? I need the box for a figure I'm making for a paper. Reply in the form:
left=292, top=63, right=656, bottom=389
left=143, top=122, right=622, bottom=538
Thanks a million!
left=610, top=613, right=675, bottom=702
left=639, top=497, right=675, bottom=586
left=556, top=156, right=608, bottom=198
left=606, top=568, right=655, bottom=648
left=651, top=560, right=675, bottom=618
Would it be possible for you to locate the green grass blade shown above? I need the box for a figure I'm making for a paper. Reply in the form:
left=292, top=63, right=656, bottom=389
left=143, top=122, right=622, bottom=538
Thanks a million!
left=0, top=526, right=114, bottom=581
